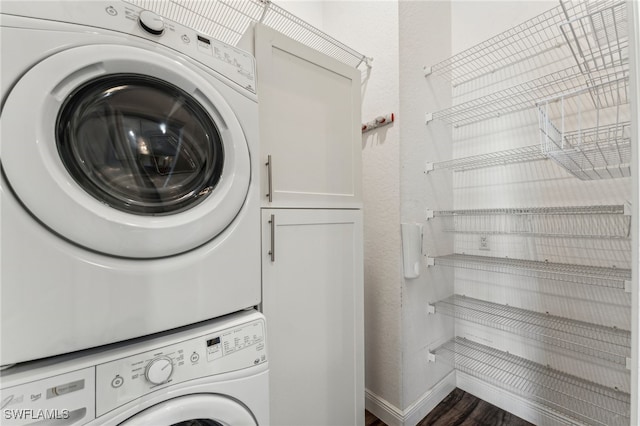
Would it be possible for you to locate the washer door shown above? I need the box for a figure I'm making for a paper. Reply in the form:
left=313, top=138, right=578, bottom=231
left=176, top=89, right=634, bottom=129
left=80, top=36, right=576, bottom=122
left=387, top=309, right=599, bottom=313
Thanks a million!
left=1, top=44, right=250, bottom=258
left=118, top=394, right=257, bottom=425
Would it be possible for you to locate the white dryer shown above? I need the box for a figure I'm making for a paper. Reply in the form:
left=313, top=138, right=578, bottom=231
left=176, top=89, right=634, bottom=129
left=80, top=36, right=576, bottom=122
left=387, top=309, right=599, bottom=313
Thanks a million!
left=0, top=310, right=269, bottom=426
left=0, top=2, right=260, bottom=365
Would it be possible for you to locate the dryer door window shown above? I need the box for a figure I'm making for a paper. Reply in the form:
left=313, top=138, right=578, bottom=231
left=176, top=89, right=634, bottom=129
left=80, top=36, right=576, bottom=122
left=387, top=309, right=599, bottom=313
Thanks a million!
left=171, top=420, right=221, bottom=426
left=57, top=74, right=224, bottom=215
left=1, top=44, right=253, bottom=258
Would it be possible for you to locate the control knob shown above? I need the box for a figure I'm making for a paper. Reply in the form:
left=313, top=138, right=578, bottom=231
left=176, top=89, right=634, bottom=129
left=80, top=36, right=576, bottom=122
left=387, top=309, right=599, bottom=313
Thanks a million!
left=144, top=356, right=173, bottom=385
left=139, top=10, right=164, bottom=35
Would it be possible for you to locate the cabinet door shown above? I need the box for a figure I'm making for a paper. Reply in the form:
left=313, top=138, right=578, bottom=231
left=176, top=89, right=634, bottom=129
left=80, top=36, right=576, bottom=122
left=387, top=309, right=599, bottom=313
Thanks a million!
left=255, top=24, right=362, bottom=208
left=261, top=209, right=364, bottom=426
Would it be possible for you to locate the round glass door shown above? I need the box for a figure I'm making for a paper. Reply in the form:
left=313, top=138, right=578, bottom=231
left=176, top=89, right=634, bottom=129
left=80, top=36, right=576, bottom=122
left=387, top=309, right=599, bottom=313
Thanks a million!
left=57, top=74, right=224, bottom=215
left=118, top=394, right=257, bottom=425
left=1, top=44, right=252, bottom=258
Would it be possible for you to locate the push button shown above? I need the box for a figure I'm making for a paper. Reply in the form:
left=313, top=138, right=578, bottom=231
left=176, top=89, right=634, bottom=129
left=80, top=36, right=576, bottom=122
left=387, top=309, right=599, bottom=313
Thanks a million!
left=111, top=375, right=124, bottom=388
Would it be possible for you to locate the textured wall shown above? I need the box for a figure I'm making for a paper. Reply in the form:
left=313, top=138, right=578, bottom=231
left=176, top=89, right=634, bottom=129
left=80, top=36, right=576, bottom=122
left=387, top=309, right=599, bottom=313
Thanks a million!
left=320, top=1, right=404, bottom=412
left=398, top=0, right=455, bottom=416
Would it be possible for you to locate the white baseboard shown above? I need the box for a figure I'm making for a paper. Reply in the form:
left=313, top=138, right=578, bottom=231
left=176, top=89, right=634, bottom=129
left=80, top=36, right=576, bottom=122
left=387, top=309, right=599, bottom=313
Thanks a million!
left=365, top=371, right=456, bottom=426
left=365, top=390, right=404, bottom=426
left=456, top=372, right=577, bottom=426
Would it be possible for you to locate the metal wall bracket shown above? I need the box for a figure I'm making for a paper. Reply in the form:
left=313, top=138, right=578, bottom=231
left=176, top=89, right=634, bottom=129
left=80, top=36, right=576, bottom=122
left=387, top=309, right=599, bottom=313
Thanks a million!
left=426, top=209, right=434, bottom=220
left=427, top=304, right=436, bottom=314
left=427, top=351, right=436, bottom=363
left=426, top=257, right=435, bottom=267
left=624, top=280, right=632, bottom=293
left=424, top=66, right=433, bottom=77
left=626, top=357, right=632, bottom=370
left=425, top=162, right=434, bottom=173
left=624, top=201, right=631, bottom=216
left=425, top=112, right=433, bottom=124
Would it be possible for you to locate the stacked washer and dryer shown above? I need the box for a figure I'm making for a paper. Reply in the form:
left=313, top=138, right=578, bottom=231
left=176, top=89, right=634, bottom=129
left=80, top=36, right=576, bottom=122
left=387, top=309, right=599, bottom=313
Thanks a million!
left=1, top=2, right=267, bottom=424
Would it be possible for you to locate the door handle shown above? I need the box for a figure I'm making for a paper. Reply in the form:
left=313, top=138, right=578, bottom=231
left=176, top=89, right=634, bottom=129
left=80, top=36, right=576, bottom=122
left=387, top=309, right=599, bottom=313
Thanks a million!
left=266, top=155, right=273, bottom=203
left=268, top=214, right=275, bottom=262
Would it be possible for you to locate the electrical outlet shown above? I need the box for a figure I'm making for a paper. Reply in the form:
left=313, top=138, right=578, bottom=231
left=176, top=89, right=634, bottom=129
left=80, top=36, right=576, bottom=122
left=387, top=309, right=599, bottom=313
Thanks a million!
left=479, top=235, right=490, bottom=251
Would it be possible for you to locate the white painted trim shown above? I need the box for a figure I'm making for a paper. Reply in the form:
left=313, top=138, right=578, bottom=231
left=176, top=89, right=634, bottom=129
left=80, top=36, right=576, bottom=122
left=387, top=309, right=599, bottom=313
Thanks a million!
left=628, top=0, right=640, bottom=423
left=365, top=389, right=404, bottom=426
left=456, top=372, right=576, bottom=426
left=403, top=371, right=456, bottom=426
left=365, top=371, right=456, bottom=426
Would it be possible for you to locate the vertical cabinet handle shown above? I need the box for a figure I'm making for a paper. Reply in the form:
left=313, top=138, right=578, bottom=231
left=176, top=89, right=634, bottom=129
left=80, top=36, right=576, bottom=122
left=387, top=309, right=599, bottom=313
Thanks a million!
left=268, top=214, right=275, bottom=262
left=266, top=155, right=273, bottom=202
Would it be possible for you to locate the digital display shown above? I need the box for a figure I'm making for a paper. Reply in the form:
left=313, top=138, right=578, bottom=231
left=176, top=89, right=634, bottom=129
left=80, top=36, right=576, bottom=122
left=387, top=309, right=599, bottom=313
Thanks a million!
left=197, top=35, right=211, bottom=45
left=207, top=336, right=220, bottom=347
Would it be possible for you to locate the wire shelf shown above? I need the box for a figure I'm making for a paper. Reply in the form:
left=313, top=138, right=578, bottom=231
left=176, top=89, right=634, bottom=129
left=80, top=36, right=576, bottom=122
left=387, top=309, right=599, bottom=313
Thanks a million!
left=538, top=70, right=631, bottom=180
left=560, top=1, right=628, bottom=75
left=434, top=337, right=630, bottom=426
left=427, top=0, right=618, bottom=86
left=430, top=64, right=626, bottom=127
left=432, top=204, right=630, bottom=239
left=124, top=0, right=371, bottom=69
left=429, top=145, right=548, bottom=172
left=433, top=254, right=630, bottom=289
left=432, top=295, right=631, bottom=365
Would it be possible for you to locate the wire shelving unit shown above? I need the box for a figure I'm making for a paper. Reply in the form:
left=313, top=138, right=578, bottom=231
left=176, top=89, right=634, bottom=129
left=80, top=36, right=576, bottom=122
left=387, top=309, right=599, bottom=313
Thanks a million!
left=432, top=337, right=631, bottom=426
left=429, top=64, right=625, bottom=127
left=538, top=71, right=630, bottom=180
left=432, top=254, right=630, bottom=289
left=124, top=0, right=371, bottom=69
left=424, top=0, right=633, bottom=421
left=560, top=1, right=628, bottom=75
left=431, top=295, right=631, bottom=366
left=427, top=145, right=548, bottom=173
left=427, top=0, right=624, bottom=87
left=431, top=204, right=631, bottom=239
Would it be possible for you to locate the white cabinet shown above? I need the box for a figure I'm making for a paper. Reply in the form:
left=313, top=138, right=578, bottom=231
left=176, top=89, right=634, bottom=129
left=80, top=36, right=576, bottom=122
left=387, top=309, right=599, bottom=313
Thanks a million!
left=261, top=208, right=364, bottom=426
left=253, top=24, right=362, bottom=209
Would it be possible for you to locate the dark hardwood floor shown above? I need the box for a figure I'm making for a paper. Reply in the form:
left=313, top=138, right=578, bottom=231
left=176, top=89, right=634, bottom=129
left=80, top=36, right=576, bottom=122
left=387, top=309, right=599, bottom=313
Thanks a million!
left=365, top=388, right=533, bottom=426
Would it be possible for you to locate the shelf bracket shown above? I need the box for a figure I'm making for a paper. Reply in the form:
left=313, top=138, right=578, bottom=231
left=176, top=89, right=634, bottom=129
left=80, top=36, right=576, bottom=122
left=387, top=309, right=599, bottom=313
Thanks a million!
left=427, top=304, right=436, bottom=314
left=626, top=357, right=632, bottom=370
left=426, top=256, right=435, bottom=267
left=427, top=351, right=436, bottom=363
left=624, top=280, right=632, bottom=293
left=423, top=66, right=433, bottom=77
left=425, top=112, right=433, bottom=124
left=425, top=162, right=434, bottom=174
left=624, top=201, right=631, bottom=216
left=426, top=209, right=434, bottom=220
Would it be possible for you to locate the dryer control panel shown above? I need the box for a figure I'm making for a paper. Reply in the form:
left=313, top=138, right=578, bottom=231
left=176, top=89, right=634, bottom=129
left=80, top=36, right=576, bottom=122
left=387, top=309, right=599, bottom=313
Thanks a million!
left=95, top=318, right=266, bottom=416
left=0, top=1, right=257, bottom=93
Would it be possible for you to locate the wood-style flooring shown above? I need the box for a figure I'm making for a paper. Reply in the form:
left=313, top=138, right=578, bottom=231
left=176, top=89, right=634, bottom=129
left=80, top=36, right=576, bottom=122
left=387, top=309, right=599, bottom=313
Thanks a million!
left=365, top=388, right=533, bottom=426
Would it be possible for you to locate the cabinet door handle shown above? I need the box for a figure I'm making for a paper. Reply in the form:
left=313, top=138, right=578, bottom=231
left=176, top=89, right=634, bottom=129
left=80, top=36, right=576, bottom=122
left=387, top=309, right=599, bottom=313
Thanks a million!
left=268, top=214, right=275, bottom=262
left=266, top=155, right=273, bottom=203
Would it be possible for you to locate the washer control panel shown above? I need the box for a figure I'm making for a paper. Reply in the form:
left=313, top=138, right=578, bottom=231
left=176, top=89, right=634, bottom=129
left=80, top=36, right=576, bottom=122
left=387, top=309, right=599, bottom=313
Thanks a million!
left=0, top=368, right=95, bottom=426
left=95, top=318, right=266, bottom=416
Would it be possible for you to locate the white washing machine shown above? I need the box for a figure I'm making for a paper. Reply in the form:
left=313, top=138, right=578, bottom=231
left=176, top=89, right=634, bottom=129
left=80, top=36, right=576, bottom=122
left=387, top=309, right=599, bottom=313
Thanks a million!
left=0, top=2, right=261, bottom=366
left=0, top=310, right=268, bottom=426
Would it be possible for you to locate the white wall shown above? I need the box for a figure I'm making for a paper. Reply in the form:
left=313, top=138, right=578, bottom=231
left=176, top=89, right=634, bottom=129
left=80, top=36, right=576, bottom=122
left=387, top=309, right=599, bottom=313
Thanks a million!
left=398, top=1, right=455, bottom=422
left=627, top=0, right=640, bottom=421
left=291, top=0, right=405, bottom=417
left=272, top=1, right=637, bottom=424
